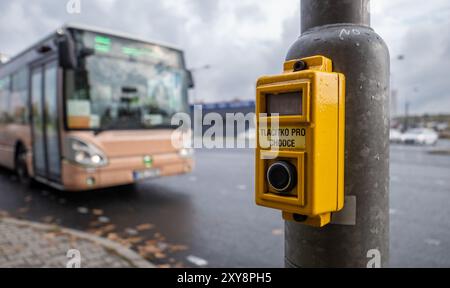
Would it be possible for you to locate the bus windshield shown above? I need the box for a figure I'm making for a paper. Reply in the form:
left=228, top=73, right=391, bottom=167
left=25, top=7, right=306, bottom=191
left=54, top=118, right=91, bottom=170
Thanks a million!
left=65, top=30, right=188, bottom=131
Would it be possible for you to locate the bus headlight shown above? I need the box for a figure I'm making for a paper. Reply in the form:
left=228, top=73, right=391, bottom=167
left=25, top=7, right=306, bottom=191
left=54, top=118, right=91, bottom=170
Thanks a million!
left=66, top=138, right=108, bottom=167
left=179, top=148, right=194, bottom=158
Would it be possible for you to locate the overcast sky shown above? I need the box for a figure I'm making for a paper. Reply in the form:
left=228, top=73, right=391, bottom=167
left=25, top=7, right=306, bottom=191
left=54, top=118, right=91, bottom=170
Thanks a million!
left=0, top=0, right=449, bottom=115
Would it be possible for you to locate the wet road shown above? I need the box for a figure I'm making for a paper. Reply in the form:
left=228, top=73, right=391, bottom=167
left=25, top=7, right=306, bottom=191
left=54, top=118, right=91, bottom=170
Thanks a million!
left=390, top=141, right=450, bottom=267
left=0, top=141, right=449, bottom=267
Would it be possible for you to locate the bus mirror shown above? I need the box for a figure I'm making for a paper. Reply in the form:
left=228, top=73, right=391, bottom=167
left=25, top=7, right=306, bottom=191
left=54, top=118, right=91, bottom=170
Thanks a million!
left=187, top=70, right=195, bottom=89
left=122, top=86, right=138, bottom=94
left=80, top=47, right=95, bottom=58
left=58, top=35, right=77, bottom=69
left=36, top=45, right=53, bottom=54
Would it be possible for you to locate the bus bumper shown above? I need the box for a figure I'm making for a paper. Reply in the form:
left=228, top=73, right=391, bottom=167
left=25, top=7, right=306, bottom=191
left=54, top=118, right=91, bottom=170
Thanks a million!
left=61, top=153, right=194, bottom=191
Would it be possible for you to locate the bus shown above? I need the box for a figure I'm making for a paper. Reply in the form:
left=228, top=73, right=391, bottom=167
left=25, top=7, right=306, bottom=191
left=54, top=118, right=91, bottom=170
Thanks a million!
left=0, top=23, right=194, bottom=191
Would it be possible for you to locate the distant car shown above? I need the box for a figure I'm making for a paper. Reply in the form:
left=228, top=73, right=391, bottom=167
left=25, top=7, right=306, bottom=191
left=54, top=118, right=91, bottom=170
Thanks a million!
left=401, top=128, right=439, bottom=145
left=389, top=129, right=403, bottom=143
left=436, top=122, right=448, bottom=132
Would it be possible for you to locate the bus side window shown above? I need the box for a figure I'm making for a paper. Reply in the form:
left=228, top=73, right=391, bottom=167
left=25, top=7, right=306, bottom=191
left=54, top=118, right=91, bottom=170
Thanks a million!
left=0, top=76, right=11, bottom=124
left=11, top=69, right=29, bottom=125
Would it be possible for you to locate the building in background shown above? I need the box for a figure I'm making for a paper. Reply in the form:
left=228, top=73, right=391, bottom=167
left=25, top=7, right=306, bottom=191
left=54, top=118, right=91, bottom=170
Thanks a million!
left=190, top=100, right=255, bottom=138
left=391, top=89, right=398, bottom=118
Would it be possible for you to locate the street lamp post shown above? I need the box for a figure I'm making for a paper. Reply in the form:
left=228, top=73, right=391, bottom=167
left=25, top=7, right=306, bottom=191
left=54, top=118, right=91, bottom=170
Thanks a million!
left=189, top=65, right=211, bottom=104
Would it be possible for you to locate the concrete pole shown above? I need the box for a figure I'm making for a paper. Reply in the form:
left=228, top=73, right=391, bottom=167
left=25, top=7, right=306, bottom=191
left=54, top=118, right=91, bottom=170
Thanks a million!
left=285, top=0, right=390, bottom=267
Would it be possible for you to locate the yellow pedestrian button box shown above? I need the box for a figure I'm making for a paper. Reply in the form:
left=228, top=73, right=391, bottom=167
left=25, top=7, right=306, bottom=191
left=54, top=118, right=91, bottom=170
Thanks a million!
left=255, top=55, right=345, bottom=227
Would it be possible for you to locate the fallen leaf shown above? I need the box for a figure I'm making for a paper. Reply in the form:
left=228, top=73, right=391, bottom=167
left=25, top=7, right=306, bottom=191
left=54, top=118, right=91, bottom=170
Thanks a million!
left=88, top=224, right=116, bottom=237
left=145, top=240, right=158, bottom=247
left=125, top=237, right=143, bottom=245
left=154, top=252, right=166, bottom=259
left=89, top=221, right=102, bottom=227
left=125, top=228, right=139, bottom=236
left=136, top=223, right=154, bottom=231
left=43, top=233, right=56, bottom=240
left=77, top=207, right=89, bottom=214
left=107, top=233, right=119, bottom=241
left=18, top=207, right=29, bottom=214
left=139, top=245, right=160, bottom=254
left=92, top=209, right=104, bottom=216
left=41, top=216, right=54, bottom=223
left=157, top=242, right=168, bottom=251
left=98, top=216, right=110, bottom=223
left=89, top=229, right=104, bottom=236
left=0, top=210, right=9, bottom=217
left=174, top=262, right=184, bottom=268
left=168, top=245, right=188, bottom=252
left=100, top=224, right=116, bottom=234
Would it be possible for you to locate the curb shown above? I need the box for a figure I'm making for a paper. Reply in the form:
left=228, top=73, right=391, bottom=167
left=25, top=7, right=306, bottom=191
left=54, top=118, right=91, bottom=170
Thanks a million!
left=0, top=217, right=154, bottom=268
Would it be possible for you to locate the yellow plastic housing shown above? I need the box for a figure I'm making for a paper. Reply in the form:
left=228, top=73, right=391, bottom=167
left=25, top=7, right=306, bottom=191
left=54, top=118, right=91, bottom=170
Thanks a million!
left=255, top=55, right=345, bottom=227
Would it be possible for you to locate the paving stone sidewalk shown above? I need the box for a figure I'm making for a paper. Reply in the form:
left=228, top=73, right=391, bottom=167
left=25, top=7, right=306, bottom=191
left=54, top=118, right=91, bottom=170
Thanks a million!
left=0, top=218, right=153, bottom=268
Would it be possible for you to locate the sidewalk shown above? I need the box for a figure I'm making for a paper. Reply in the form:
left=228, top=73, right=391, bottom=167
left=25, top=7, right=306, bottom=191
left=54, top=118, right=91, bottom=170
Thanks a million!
left=0, top=218, right=153, bottom=268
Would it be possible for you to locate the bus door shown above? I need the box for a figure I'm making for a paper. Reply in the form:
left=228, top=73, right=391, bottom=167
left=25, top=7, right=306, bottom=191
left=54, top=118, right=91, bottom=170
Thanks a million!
left=30, top=59, right=61, bottom=182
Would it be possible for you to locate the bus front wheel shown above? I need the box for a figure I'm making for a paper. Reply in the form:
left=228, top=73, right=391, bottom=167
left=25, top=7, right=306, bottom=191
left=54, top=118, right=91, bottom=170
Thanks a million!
left=15, top=147, right=31, bottom=185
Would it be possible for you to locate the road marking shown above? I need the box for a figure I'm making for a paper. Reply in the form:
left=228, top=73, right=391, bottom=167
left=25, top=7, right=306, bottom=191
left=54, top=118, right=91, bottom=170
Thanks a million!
left=237, top=185, right=247, bottom=190
left=424, top=238, right=441, bottom=247
left=389, top=209, right=401, bottom=215
left=186, top=255, right=208, bottom=267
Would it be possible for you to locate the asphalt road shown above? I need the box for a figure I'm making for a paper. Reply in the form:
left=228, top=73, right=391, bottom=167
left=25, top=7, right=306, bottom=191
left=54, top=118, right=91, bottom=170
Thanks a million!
left=0, top=140, right=449, bottom=268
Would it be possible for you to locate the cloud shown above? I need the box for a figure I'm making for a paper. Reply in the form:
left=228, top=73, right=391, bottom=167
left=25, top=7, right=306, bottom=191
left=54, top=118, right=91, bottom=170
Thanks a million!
left=372, top=0, right=450, bottom=114
left=0, top=0, right=448, bottom=114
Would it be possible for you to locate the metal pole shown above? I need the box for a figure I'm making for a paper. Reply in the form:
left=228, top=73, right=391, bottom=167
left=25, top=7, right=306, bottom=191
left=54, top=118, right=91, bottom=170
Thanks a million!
left=285, top=0, right=390, bottom=267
